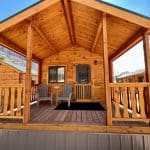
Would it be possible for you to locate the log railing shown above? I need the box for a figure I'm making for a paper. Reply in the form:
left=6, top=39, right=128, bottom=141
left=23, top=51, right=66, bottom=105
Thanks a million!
left=48, top=83, right=92, bottom=101
left=0, top=84, right=24, bottom=119
left=74, top=84, right=92, bottom=100
left=109, top=83, right=150, bottom=121
left=31, top=84, right=38, bottom=102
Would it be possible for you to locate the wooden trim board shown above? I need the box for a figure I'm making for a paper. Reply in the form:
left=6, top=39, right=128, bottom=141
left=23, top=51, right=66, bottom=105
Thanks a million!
left=0, top=123, right=150, bottom=134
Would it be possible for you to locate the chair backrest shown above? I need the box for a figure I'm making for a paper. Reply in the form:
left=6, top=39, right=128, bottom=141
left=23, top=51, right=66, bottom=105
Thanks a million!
left=62, top=84, right=73, bottom=97
left=37, top=84, right=48, bottom=98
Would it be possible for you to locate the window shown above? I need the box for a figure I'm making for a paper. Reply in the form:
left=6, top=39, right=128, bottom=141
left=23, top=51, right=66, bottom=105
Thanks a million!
left=76, top=64, right=91, bottom=84
left=138, top=76, right=144, bottom=82
left=48, top=66, right=65, bottom=83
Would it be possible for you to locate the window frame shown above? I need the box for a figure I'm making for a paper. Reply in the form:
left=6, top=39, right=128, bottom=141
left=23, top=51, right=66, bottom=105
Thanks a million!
left=76, top=64, right=91, bottom=84
left=48, top=66, right=66, bottom=83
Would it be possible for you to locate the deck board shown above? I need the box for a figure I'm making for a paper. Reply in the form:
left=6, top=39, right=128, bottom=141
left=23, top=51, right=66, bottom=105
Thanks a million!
left=30, top=104, right=106, bottom=125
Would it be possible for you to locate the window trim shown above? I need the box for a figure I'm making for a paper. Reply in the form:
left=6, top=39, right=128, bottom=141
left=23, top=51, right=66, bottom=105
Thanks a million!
left=76, top=64, right=91, bottom=84
left=48, top=66, right=66, bottom=83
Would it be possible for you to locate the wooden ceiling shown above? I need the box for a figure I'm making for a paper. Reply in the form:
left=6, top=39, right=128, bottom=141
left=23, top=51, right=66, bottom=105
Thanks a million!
left=0, top=0, right=148, bottom=62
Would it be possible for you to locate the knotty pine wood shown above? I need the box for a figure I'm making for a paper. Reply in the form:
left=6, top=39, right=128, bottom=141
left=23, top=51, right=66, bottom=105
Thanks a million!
left=41, top=47, right=105, bottom=102
left=1, top=0, right=145, bottom=61
left=24, top=23, right=33, bottom=123
left=0, top=61, right=21, bottom=84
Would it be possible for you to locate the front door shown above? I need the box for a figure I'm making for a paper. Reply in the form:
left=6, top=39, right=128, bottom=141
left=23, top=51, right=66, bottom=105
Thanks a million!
left=75, top=64, right=92, bottom=101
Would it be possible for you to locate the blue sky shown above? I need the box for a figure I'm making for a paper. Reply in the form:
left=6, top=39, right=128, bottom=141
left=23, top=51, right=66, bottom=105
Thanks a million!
left=0, top=0, right=150, bottom=22
left=101, top=0, right=150, bottom=18
left=0, top=0, right=41, bottom=22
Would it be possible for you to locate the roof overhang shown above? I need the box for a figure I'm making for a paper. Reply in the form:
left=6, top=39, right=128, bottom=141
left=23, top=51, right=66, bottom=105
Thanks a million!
left=0, top=0, right=149, bottom=61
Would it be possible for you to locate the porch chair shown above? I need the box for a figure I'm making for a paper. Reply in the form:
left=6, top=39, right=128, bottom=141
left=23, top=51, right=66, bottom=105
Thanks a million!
left=56, top=84, right=73, bottom=107
left=36, top=84, right=53, bottom=106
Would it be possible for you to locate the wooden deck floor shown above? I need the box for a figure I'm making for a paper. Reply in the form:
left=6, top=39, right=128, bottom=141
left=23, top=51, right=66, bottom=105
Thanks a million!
left=30, top=104, right=106, bottom=125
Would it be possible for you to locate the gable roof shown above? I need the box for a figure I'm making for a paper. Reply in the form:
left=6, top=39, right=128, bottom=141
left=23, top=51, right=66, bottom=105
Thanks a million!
left=0, top=0, right=149, bottom=61
left=0, top=0, right=150, bottom=32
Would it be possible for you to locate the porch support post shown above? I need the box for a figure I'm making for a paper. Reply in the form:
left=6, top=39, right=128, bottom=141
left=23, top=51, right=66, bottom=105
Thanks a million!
left=102, top=13, right=112, bottom=125
left=23, top=22, right=33, bottom=123
left=38, top=62, right=42, bottom=84
left=109, top=60, right=114, bottom=83
left=143, top=32, right=150, bottom=117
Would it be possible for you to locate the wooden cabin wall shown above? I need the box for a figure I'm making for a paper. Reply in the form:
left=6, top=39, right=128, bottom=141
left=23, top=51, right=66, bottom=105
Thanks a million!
left=41, top=47, right=105, bottom=102
left=0, top=63, right=21, bottom=84
left=117, top=73, right=145, bottom=83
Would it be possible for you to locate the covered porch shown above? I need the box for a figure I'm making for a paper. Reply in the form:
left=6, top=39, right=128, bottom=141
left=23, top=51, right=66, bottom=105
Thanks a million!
left=0, top=0, right=150, bottom=133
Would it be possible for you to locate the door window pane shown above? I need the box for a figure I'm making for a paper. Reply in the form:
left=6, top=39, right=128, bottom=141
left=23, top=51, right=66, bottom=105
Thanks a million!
left=76, top=64, right=91, bottom=84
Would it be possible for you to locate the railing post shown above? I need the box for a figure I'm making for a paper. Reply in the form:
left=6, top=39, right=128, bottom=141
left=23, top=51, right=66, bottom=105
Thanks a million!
left=102, top=13, right=112, bottom=125
left=143, top=32, right=150, bottom=118
left=23, top=22, right=33, bottom=123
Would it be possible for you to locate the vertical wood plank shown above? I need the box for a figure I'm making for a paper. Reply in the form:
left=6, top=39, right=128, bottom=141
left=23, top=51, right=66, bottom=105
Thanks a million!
left=138, top=87, right=146, bottom=118
left=131, top=87, right=137, bottom=118
left=122, top=87, right=129, bottom=118
left=10, top=87, right=15, bottom=116
left=109, top=60, right=114, bottom=83
left=143, top=32, right=150, bottom=117
left=3, top=87, right=9, bottom=116
left=16, top=87, right=22, bottom=116
left=102, top=13, right=112, bottom=125
left=114, top=87, right=121, bottom=118
left=0, top=87, right=2, bottom=113
left=24, top=22, right=33, bottom=123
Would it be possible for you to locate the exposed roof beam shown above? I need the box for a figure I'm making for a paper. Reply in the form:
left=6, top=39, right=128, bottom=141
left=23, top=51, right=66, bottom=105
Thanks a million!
left=72, top=0, right=150, bottom=29
left=32, top=23, right=57, bottom=53
left=109, top=29, right=145, bottom=61
left=61, top=0, right=76, bottom=46
left=0, top=35, right=41, bottom=63
left=0, top=0, right=59, bottom=32
left=91, top=20, right=102, bottom=52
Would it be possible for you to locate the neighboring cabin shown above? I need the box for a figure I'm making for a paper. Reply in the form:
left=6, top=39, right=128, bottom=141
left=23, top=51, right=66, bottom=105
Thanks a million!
left=116, top=69, right=145, bottom=83
left=0, top=60, right=38, bottom=84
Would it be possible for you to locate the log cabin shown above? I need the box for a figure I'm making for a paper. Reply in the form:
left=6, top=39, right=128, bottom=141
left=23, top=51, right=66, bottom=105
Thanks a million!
left=0, top=0, right=150, bottom=149
left=116, top=69, right=145, bottom=83
left=0, top=60, right=24, bottom=84
left=0, top=60, right=38, bottom=84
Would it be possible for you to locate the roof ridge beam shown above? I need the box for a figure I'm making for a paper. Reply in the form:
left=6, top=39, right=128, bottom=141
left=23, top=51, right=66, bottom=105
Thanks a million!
left=72, top=0, right=150, bottom=29
left=91, top=19, right=102, bottom=52
left=61, top=0, right=76, bottom=46
left=32, top=23, right=57, bottom=53
left=0, top=35, right=41, bottom=63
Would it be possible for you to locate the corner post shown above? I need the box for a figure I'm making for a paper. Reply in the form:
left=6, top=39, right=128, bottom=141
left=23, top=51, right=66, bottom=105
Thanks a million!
left=109, top=60, right=114, bottom=83
left=143, top=32, right=150, bottom=117
left=102, top=13, right=112, bottom=125
left=23, top=22, right=33, bottom=123
left=38, top=62, right=42, bottom=84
